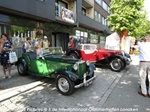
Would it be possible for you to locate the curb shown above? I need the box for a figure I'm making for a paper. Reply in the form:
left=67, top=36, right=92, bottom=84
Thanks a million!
left=96, top=66, right=128, bottom=107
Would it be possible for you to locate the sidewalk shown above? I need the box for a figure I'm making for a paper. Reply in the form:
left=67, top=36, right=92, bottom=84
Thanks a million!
left=103, top=64, right=150, bottom=112
left=0, top=65, right=17, bottom=80
left=0, top=68, right=123, bottom=112
left=0, top=65, right=48, bottom=102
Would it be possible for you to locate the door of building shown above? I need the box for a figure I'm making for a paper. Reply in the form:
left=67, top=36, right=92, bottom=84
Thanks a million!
left=52, top=32, right=69, bottom=54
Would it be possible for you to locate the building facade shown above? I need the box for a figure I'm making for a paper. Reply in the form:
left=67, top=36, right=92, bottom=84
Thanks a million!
left=0, top=0, right=111, bottom=53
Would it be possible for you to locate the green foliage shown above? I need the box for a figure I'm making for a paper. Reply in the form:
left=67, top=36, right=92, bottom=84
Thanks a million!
left=36, top=35, right=43, bottom=39
left=43, top=23, right=74, bottom=36
left=107, top=0, right=147, bottom=37
left=10, top=16, right=37, bottom=28
left=11, top=25, right=29, bottom=33
left=134, top=20, right=150, bottom=39
left=10, top=17, right=37, bottom=36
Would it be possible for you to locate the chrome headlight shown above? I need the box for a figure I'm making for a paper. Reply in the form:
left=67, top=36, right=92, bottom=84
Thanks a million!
left=86, top=60, right=90, bottom=66
left=73, top=63, right=78, bottom=70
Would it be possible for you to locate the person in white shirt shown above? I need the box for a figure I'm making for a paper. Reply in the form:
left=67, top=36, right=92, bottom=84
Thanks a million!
left=23, top=37, right=33, bottom=52
left=34, top=38, right=43, bottom=56
left=138, top=35, right=150, bottom=97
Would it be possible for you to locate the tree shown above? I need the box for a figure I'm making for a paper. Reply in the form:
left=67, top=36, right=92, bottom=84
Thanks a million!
left=107, top=0, right=146, bottom=36
left=107, top=0, right=147, bottom=51
left=135, top=20, right=150, bottom=39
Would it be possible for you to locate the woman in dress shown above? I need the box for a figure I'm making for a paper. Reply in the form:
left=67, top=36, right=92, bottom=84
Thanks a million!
left=0, top=33, right=14, bottom=78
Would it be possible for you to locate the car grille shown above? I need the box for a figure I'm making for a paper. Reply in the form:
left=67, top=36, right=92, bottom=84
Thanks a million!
left=76, top=61, right=86, bottom=79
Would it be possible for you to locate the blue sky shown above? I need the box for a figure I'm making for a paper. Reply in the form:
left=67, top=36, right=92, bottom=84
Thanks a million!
left=144, top=0, right=150, bottom=20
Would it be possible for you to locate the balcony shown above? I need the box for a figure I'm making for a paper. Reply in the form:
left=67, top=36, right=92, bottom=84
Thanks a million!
left=55, top=3, right=76, bottom=24
left=82, top=0, right=93, bottom=8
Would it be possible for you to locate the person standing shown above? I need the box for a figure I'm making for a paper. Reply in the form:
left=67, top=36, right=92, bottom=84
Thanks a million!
left=0, top=38, right=3, bottom=89
left=138, top=35, right=150, bottom=97
left=41, top=36, right=50, bottom=52
left=0, top=33, right=14, bottom=78
left=34, top=38, right=43, bottom=56
left=68, top=37, right=75, bottom=48
left=23, top=37, right=33, bottom=53
left=132, top=40, right=140, bottom=55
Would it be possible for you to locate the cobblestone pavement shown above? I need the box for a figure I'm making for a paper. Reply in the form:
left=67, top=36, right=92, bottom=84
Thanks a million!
left=1, top=55, right=149, bottom=112
left=0, top=65, right=123, bottom=112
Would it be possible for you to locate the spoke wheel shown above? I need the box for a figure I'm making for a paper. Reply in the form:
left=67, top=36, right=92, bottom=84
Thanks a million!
left=58, top=78, right=69, bottom=92
left=56, top=75, right=74, bottom=95
left=110, top=58, right=123, bottom=72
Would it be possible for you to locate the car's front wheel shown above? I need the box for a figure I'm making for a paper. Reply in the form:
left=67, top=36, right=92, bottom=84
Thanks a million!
left=56, top=75, right=75, bottom=95
left=17, top=62, right=27, bottom=76
left=110, top=58, right=123, bottom=72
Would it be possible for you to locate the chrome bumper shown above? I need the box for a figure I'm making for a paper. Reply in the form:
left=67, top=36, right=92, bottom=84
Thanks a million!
left=74, top=73, right=96, bottom=89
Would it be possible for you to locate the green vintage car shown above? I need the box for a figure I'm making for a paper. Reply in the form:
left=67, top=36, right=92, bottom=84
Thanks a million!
left=16, top=47, right=95, bottom=95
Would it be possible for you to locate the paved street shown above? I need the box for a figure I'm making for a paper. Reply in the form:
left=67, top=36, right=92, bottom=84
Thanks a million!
left=0, top=58, right=149, bottom=112
left=103, top=65, right=150, bottom=112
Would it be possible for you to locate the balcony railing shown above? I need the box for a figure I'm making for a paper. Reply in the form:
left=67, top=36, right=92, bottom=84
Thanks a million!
left=55, top=3, right=75, bottom=23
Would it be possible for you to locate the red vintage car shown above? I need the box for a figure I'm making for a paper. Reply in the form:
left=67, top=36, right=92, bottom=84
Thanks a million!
left=67, top=44, right=131, bottom=72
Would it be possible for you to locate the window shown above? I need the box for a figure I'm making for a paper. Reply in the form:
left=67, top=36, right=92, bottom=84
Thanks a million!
left=82, top=7, right=86, bottom=15
left=94, top=11, right=102, bottom=23
left=90, top=33, right=98, bottom=44
left=102, top=16, right=106, bottom=25
left=95, top=0, right=110, bottom=13
left=95, top=0, right=102, bottom=6
left=94, top=11, right=98, bottom=22
left=108, top=6, right=110, bottom=14
left=98, top=13, right=101, bottom=23
left=55, top=0, right=68, bottom=8
left=107, top=20, right=110, bottom=26
left=55, top=0, right=68, bottom=17
left=102, top=1, right=108, bottom=11
left=102, top=16, right=104, bottom=25
left=94, top=10, right=109, bottom=26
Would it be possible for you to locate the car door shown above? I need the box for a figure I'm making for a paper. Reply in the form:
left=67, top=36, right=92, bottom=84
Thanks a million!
left=96, top=49, right=116, bottom=60
left=28, top=59, right=49, bottom=76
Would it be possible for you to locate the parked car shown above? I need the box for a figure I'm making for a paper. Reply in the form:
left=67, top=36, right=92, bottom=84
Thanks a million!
left=15, top=47, right=95, bottom=95
left=67, top=44, right=131, bottom=72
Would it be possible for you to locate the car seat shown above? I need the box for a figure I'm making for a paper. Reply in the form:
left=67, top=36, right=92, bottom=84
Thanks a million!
left=26, top=52, right=37, bottom=60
